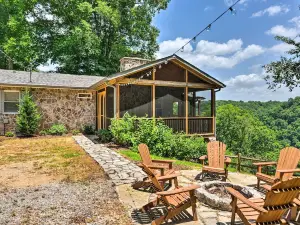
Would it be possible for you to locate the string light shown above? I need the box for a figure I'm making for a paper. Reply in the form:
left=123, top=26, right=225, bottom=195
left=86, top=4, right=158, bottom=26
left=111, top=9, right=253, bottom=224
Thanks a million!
left=173, top=0, right=241, bottom=55
left=192, top=37, right=196, bottom=43
left=229, top=7, right=237, bottom=15
left=206, top=24, right=211, bottom=32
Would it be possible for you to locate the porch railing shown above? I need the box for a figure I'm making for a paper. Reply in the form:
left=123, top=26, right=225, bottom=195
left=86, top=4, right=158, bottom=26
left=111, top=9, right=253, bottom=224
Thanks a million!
left=160, top=117, right=213, bottom=135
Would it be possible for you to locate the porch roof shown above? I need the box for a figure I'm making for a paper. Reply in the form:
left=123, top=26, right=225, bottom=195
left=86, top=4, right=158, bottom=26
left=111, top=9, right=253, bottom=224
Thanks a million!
left=104, top=55, right=226, bottom=88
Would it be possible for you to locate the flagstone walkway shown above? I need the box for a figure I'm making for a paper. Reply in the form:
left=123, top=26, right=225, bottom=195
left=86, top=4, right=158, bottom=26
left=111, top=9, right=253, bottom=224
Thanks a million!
left=73, top=135, right=146, bottom=186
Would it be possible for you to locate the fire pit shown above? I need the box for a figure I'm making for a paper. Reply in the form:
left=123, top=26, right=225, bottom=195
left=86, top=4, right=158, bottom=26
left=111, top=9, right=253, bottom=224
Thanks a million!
left=195, top=181, right=263, bottom=211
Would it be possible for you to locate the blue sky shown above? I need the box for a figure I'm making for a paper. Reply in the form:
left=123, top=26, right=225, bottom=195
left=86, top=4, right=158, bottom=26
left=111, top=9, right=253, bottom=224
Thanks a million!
left=154, top=0, right=300, bottom=101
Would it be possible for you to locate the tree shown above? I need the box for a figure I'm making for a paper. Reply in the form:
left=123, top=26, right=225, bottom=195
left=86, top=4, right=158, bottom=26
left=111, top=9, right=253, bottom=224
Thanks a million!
left=264, top=35, right=300, bottom=91
left=0, top=0, right=170, bottom=75
left=16, top=90, right=41, bottom=136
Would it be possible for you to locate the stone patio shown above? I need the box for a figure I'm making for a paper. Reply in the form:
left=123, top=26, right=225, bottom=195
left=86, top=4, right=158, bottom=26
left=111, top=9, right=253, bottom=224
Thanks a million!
left=74, top=135, right=299, bottom=225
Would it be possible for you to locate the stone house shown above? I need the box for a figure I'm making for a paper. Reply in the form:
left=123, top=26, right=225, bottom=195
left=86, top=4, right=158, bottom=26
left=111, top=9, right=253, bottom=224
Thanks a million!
left=0, top=55, right=225, bottom=137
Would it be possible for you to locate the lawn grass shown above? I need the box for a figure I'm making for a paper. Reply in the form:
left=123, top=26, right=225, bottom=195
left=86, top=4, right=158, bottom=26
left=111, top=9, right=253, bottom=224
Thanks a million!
left=118, top=149, right=202, bottom=170
left=0, top=136, right=104, bottom=182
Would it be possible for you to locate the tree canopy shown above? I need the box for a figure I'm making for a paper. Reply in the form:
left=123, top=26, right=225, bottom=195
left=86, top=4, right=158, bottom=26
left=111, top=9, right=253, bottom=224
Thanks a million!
left=0, top=0, right=170, bottom=75
left=264, top=35, right=300, bottom=91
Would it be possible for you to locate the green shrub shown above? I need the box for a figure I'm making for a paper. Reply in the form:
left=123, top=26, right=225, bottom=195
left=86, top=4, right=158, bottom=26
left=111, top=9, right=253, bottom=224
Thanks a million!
left=5, top=131, right=14, bottom=137
left=39, top=130, right=48, bottom=136
left=82, top=124, right=95, bottom=135
left=110, top=112, right=136, bottom=146
left=48, top=124, right=67, bottom=135
left=72, top=129, right=81, bottom=135
left=16, top=90, right=41, bottom=136
left=96, top=129, right=113, bottom=143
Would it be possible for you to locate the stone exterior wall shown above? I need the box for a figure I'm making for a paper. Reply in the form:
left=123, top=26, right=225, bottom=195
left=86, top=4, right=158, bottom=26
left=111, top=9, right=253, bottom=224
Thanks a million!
left=0, top=87, right=96, bottom=133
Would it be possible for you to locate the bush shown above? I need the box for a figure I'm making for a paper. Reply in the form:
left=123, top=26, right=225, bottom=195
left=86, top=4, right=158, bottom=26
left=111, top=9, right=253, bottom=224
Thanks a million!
left=16, top=90, right=41, bottom=136
left=39, top=130, right=48, bottom=136
left=110, top=113, right=207, bottom=161
left=5, top=131, right=14, bottom=137
left=48, top=124, right=67, bottom=135
left=72, top=129, right=81, bottom=135
left=82, top=124, right=95, bottom=135
left=96, top=129, right=113, bottom=143
left=110, top=112, right=136, bottom=146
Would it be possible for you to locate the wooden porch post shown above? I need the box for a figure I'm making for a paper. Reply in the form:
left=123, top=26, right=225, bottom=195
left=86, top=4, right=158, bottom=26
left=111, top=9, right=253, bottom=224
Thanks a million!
left=211, top=89, right=216, bottom=135
left=152, top=67, right=156, bottom=118
left=185, top=70, right=188, bottom=135
left=116, top=84, right=120, bottom=119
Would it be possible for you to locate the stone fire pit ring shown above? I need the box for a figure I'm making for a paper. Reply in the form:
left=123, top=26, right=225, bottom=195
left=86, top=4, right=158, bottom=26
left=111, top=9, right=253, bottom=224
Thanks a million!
left=195, top=181, right=263, bottom=211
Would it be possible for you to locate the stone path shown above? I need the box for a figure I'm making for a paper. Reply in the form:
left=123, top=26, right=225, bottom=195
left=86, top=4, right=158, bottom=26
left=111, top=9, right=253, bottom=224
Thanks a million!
left=73, top=135, right=146, bottom=186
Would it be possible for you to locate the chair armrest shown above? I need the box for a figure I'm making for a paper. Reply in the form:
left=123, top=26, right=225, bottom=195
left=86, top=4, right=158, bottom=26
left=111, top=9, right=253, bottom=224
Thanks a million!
left=261, top=184, right=272, bottom=191
left=199, top=155, right=207, bottom=160
left=277, top=169, right=300, bottom=174
left=225, top=157, right=231, bottom=164
left=157, top=184, right=200, bottom=196
left=253, top=162, right=277, bottom=166
left=226, top=187, right=267, bottom=213
left=152, top=159, right=175, bottom=164
left=157, top=173, right=180, bottom=181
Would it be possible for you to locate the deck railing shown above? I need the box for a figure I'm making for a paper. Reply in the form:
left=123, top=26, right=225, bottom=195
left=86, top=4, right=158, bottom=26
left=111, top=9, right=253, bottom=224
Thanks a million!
left=160, top=117, right=213, bottom=135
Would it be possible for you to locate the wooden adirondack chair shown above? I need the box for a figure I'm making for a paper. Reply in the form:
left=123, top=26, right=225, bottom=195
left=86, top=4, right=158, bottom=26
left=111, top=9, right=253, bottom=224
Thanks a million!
left=133, top=144, right=176, bottom=189
left=139, top=163, right=200, bottom=225
left=226, top=177, right=300, bottom=225
left=199, top=141, right=231, bottom=181
left=254, top=147, right=300, bottom=189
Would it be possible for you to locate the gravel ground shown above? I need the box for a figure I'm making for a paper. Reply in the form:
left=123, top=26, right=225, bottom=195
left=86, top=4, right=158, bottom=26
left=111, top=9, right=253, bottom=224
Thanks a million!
left=0, top=179, right=132, bottom=225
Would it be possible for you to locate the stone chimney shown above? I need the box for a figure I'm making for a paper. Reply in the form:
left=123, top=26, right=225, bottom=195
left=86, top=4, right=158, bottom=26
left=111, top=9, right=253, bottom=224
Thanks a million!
left=120, top=57, right=151, bottom=72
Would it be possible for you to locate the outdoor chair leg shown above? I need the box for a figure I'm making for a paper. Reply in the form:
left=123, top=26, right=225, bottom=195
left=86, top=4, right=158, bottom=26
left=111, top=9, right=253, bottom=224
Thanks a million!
left=257, top=179, right=260, bottom=189
left=231, top=197, right=237, bottom=225
left=291, top=206, right=298, bottom=221
left=141, top=198, right=158, bottom=212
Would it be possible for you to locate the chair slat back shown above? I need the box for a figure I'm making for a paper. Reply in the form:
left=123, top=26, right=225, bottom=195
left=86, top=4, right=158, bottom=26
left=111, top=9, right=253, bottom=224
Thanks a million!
left=138, top=144, right=153, bottom=165
left=207, top=141, right=226, bottom=168
left=140, top=163, right=164, bottom=192
left=274, top=147, right=300, bottom=180
left=256, top=177, right=300, bottom=223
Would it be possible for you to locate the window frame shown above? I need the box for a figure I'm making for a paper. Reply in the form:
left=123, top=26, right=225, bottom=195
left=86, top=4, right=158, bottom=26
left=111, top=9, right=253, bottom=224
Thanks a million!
left=3, top=90, right=20, bottom=114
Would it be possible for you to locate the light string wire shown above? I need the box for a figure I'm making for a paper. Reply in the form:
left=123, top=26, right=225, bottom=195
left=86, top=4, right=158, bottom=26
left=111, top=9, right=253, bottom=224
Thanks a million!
left=173, top=0, right=241, bottom=55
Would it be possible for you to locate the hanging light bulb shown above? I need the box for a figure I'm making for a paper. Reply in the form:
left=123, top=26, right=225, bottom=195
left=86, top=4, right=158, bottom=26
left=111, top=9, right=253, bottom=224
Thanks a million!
left=229, top=7, right=237, bottom=15
left=192, top=37, right=196, bottom=43
left=159, top=64, right=162, bottom=69
left=206, top=24, right=211, bottom=31
left=181, top=47, right=184, bottom=52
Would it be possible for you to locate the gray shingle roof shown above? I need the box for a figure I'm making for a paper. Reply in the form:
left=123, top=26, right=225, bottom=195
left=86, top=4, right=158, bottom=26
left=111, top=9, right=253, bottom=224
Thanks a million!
left=0, top=69, right=105, bottom=89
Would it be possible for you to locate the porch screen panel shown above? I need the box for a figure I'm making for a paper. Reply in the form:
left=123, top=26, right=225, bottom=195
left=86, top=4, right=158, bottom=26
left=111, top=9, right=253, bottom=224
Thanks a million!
left=106, top=87, right=114, bottom=127
left=120, top=85, right=152, bottom=117
left=188, top=89, right=212, bottom=117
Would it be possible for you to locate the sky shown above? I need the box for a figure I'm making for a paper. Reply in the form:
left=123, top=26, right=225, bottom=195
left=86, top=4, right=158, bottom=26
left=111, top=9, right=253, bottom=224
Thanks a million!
left=153, top=0, right=300, bottom=101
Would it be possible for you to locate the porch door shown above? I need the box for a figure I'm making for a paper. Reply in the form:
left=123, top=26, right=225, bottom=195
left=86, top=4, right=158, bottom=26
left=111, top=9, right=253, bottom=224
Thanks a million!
left=97, top=91, right=106, bottom=129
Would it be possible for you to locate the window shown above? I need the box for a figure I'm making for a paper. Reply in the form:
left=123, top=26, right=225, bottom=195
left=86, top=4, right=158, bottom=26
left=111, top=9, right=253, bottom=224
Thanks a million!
left=172, top=102, right=179, bottom=116
left=4, top=91, right=20, bottom=113
left=77, top=93, right=92, bottom=99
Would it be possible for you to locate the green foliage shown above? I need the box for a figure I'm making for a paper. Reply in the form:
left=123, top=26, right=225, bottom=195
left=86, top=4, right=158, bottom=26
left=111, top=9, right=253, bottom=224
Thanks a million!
left=0, top=0, right=170, bottom=75
left=16, top=90, right=41, bottom=136
left=110, top=112, right=136, bottom=145
left=39, top=130, right=48, bottom=136
left=48, top=124, right=68, bottom=136
left=216, top=104, right=280, bottom=160
left=82, top=124, right=95, bottom=135
left=264, top=35, right=300, bottom=91
left=110, top=113, right=207, bottom=161
left=96, top=129, right=113, bottom=143
left=72, top=129, right=81, bottom=135
left=5, top=131, right=14, bottom=137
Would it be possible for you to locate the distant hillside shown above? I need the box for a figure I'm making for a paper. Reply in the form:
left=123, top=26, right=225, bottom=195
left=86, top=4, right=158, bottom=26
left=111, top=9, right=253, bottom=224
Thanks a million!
left=216, top=97, right=300, bottom=148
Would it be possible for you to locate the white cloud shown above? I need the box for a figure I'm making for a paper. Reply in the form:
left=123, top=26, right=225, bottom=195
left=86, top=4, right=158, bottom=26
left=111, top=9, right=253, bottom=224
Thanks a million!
left=204, top=6, right=212, bottom=11
left=251, top=5, right=290, bottom=18
left=219, top=72, right=300, bottom=101
left=269, top=42, right=294, bottom=54
left=157, top=38, right=264, bottom=69
left=37, top=60, right=58, bottom=72
left=266, top=16, right=300, bottom=39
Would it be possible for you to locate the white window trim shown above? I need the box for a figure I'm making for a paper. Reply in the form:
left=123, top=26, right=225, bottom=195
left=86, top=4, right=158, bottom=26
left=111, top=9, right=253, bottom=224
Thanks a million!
left=3, top=90, right=20, bottom=114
